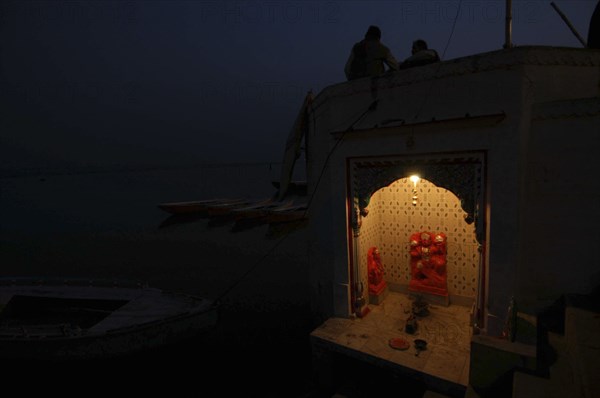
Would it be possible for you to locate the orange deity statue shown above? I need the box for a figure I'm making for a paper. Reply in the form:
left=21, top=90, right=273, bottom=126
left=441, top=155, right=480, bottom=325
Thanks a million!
left=367, top=246, right=387, bottom=296
left=409, top=231, right=448, bottom=297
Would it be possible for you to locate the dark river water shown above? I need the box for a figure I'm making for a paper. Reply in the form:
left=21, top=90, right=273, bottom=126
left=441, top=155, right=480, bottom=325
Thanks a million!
left=1, top=163, right=318, bottom=396
left=1, top=163, right=429, bottom=397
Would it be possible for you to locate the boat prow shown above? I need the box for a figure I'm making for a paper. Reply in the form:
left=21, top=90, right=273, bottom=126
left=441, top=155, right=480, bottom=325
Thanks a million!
left=267, top=200, right=309, bottom=223
left=206, top=197, right=272, bottom=216
left=231, top=198, right=295, bottom=220
left=158, top=198, right=243, bottom=215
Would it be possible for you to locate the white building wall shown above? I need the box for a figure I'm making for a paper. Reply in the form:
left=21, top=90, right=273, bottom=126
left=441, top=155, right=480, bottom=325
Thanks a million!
left=306, top=47, right=600, bottom=334
left=519, top=99, right=600, bottom=311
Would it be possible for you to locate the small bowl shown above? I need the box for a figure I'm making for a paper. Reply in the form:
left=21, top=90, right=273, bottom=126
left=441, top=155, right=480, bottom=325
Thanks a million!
left=414, top=339, right=427, bottom=350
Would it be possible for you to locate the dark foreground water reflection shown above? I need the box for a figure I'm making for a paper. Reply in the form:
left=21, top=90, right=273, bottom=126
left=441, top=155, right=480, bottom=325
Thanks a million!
left=1, top=164, right=314, bottom=394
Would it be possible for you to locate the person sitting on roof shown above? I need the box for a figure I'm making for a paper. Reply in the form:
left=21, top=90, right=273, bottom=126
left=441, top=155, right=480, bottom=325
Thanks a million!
left=344, top=25, right=399, bottom=81
left=400, top=39, right=440, bottom=69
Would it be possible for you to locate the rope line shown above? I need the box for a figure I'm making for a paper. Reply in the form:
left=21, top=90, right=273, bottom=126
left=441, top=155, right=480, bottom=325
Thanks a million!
left=213, top=99, right=379, bottom=304
left=303, top=99, right=378, bottom=216
left=213, top=232, right=291, bottom=305
left=414, top=0, right=463, bottom=121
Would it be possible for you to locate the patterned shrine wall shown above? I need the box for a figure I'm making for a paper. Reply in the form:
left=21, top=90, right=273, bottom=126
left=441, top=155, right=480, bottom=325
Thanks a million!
left=358, top=178, right=479, bottom=300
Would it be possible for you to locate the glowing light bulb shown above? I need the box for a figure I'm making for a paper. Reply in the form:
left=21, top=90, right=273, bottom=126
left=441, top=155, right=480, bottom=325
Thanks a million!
left=409, top=175, right=421, bottom=187
left=409, top=175, right=420, bottom=206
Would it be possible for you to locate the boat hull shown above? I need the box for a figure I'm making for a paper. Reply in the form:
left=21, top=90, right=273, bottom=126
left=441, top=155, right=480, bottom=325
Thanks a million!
left=0, top=278, right=219, bottom=361
left=0, top=306, right=218, bottom=361
left=157, top=199, right=241, bottom=215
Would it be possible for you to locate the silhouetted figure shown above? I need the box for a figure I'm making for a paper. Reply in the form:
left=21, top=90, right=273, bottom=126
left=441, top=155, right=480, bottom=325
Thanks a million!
left=400, top=39, right=440, bottom=69
left=344, top=25, right=399, bottom=81
left=589, top=0, right=600, bottom=48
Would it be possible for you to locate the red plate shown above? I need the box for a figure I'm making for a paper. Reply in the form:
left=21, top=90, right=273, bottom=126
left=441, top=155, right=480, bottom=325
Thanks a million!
left=388, top=337, right=410, bottom=350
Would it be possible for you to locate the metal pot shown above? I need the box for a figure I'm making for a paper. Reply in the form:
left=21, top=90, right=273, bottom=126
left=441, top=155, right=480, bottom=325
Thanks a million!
left=414, top=339, right=427, bottom=356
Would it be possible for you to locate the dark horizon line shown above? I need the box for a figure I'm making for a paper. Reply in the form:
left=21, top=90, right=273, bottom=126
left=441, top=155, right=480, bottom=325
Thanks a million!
left=0, top=160, right=285, bottom=179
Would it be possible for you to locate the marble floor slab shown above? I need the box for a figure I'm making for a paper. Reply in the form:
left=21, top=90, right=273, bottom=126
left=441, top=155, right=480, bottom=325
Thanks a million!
left=311, top=292, right=473, bottom=387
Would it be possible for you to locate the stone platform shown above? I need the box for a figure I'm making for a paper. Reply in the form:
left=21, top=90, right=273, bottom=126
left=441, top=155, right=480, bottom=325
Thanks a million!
left=311, top=292, right=472, bottom=396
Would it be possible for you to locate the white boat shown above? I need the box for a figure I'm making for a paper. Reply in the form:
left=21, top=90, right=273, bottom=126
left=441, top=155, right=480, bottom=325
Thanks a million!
left=157, top=198, right=243, bottom=215
left=206, top=197, right=272, bottom=216
left=0, top=277, right=218, bottom=361
left=232, top=198, right=295, bottom=220
left=267, top=201, right=309, bottom=223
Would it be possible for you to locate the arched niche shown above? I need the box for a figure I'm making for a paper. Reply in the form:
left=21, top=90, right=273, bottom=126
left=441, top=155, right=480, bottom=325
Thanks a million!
left=350, top=154, right=485, bottom=244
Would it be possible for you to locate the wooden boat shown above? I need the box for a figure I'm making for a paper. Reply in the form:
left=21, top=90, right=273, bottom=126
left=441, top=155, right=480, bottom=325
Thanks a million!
left=232, top=199, right=295, bottom=220
left=267, top=201, right=309, bottom=223
left=206, top=198, right=271, bottom=216
left=0, top=277, right=218, bottom=361
left=158, top=198, right=243, bottom=215
left=276, top=92, right=312, bottom=201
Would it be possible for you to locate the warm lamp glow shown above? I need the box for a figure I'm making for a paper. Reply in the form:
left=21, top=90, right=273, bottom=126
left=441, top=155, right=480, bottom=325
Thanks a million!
left=409, top=175, right=420, bottom=206
left=409, top=175, right=421, bottom=186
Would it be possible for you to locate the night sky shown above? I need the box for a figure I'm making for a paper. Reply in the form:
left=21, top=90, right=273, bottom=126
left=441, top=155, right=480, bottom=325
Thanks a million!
left=1, top=1, right=597, bottom=173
